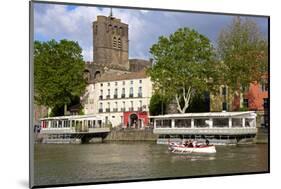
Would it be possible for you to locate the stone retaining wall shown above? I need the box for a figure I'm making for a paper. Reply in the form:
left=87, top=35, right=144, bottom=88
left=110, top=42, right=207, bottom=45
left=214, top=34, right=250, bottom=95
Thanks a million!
left=104, top=129, right=158, bottom=141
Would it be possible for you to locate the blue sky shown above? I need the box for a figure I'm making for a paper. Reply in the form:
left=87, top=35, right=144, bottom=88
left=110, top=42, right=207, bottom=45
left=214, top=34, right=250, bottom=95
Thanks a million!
left=34, top=3, right=268, bottom=61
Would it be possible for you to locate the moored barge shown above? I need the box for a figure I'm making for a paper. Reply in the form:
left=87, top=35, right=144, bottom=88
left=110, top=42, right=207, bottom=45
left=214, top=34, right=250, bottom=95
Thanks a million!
left=150, top=111, right=257, bottom=145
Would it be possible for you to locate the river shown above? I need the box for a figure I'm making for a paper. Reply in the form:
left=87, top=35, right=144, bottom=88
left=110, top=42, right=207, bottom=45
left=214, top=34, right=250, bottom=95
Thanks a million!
left=34, top=142, right=268, bottom=186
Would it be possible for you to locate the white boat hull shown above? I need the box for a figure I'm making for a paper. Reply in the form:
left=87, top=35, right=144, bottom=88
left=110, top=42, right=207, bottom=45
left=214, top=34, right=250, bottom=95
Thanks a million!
left=169, top=144, right=216, bottom=154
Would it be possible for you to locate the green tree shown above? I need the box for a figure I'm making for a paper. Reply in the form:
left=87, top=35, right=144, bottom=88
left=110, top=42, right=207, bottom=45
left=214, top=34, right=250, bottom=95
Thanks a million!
left=187, top=92, right=210, bottom=113
left=148, top=28, right=220, bottom=113
left=149, top=93, right=169, bottom=116
left=218, top=17, right=268, bottom=95
left=34, top=39, right=86, bottom=115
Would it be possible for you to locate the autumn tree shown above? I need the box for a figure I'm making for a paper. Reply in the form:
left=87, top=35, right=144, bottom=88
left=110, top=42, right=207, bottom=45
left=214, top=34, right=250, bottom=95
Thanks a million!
left=34, top=39, right=86, bottom=116
left=148, top=28, right=221, bottom=113
left=217, top=17, right=268, bottom=96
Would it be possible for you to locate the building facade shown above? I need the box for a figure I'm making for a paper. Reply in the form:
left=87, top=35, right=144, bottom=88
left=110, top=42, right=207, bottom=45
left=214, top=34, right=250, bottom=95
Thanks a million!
left=80, top=14, right=154, bottom=128
left=83, top=70, right=153, bottom=128
left=84, top=15, right=151, bottom=84
left=210, top=78, right=269, bottom=127
left=93, top=15, right=129, bottom=70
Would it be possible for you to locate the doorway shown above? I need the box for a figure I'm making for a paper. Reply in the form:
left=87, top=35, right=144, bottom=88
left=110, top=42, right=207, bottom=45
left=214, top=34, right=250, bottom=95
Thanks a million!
left=129, top=113, right=138, bottom=128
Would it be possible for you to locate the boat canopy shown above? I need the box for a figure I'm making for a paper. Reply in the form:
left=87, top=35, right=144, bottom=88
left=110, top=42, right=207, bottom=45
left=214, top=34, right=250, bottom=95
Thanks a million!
left=40, top=114, right=103, bottom=121
left=149, top=111, right=256, bottom=119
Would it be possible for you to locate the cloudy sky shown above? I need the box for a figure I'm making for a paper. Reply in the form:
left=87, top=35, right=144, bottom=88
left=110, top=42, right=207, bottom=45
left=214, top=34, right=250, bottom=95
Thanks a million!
left=33, top=2, right=268, bottom=61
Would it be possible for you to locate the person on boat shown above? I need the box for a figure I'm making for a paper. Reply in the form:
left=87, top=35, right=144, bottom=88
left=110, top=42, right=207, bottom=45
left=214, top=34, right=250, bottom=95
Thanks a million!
left=205, top=139, right=210, bottom=146
left=187, top=140, right=193, bottom=147
left=184, top=140, right=188, bottom=147
left=192, top=140, right=197, bottom=147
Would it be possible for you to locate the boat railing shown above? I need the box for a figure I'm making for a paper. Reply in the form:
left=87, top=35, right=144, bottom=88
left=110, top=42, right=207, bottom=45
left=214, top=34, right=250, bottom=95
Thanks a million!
left=153, top=127, right=257, bottom=135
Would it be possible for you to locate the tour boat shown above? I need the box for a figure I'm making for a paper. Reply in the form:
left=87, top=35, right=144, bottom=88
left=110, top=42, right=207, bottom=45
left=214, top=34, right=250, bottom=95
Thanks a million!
left=168, top=142, right=216, bottom=154
left=150, top=111, right=258, bottom=145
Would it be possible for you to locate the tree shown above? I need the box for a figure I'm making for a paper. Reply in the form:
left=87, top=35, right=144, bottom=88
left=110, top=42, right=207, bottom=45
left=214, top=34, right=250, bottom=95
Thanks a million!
left=149, top=93, right=169, bottom=116
left=218, top=17, right=268, bottom=95
left=148, top=28, right=220, bottom=113
left=34, top=39, right=86, bottom=115
left=187, top=92, right=210, bottom=113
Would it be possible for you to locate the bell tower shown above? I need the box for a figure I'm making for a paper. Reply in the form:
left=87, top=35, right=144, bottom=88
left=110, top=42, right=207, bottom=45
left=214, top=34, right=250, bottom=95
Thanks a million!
left=93, top=14, right=129, bottom=70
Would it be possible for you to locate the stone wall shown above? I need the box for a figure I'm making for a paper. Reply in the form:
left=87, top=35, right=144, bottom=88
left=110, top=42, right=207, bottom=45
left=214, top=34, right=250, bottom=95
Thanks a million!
left=93, top=15, right=129, bottom=70
left=104, top=129, right=158, bottom=141
left=129, top=59, right=152, bottom=72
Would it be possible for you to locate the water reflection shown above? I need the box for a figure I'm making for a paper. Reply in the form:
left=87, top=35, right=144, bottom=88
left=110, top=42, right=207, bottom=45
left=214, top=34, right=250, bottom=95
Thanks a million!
left=170, top=152, right=216, bottom=162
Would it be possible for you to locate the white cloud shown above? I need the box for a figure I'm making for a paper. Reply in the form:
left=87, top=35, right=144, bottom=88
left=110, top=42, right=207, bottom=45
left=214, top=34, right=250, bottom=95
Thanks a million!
left=34, top=4, right=149, bottom=61
left=34, top=3, right=268, bottom=61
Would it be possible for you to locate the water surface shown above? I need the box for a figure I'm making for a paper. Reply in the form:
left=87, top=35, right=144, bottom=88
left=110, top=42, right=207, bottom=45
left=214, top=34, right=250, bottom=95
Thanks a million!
left=34, top=142, right=268, bottom=186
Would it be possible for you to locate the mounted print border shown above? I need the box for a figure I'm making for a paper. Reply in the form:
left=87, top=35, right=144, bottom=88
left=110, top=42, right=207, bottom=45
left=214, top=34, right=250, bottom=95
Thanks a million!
left=29, top=0, right=270, bottom=188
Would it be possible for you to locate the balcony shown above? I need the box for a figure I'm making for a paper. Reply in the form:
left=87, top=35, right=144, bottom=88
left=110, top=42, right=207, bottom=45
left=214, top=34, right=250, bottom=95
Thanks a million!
left=121, top=94, right=125, bottom=98
left=99, top=95, right=103, bottom=100
left=106, top=108, right=110, bottom=112
left=98, top=109, right=103, bottom=113
left=113, top=108, right=118, bottom=112
left=138, top=107, right=143, bottom=111
left=114, top=94, right=118, bottom=99
left=121, top=108, right=125, bottom=112
left=106, top=95, right=110, bottom=99
left=138, top=93, right=142, bottom=97
left=129, top=94, right=134, bottom=98
left=129, top=107, right=134, bottom=111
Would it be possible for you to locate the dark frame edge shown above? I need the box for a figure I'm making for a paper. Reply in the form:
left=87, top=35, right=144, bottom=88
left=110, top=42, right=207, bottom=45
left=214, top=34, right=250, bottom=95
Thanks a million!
left=267, top=16, right=270, bottom=173
left=29, top=1, right=35, bottom=188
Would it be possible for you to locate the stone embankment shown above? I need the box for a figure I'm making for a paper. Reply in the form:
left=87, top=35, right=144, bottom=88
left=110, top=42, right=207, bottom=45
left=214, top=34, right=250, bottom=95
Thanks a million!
left=104, top=128, right=158, bottom=141
left=254, top=127, right=268, bottom=144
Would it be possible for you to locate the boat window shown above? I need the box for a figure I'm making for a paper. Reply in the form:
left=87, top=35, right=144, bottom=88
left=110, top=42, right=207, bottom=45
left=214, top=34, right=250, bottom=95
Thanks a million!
left=194, top=118, right=210, bottom=128
left=245, top=118, right=255, bottom=127
left=175, top=119, right=191, bottom=128
left=53, top=121, right=56, bottom=128
left=65, top=120, right=69, bottom=128
left=213, top=118, right=229, bottom=128
left=156, top=119, right=171, bottom=128
left=232, top=118, right=243, bottom=127
left=98, top=120, right=102, bottom=128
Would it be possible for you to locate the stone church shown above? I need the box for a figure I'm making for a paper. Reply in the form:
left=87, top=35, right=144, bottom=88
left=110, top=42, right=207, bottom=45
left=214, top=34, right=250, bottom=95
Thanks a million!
left=78, top=13, right=154, bottom=128
left=84, top=14, right=152, bottom=83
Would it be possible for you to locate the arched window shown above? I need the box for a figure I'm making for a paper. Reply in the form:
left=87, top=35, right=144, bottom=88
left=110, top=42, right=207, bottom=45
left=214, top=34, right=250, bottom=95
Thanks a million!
left=94, top=71, right=101, bottom=79
left=114, top=25, right=118, bottom=34
left=84, top=70, right=90, bottom=82
left=113, top=36, right=117, bottom=48
left=119, top=27, right=123, bottom=35
left=118, top=37, right=121, bottom=49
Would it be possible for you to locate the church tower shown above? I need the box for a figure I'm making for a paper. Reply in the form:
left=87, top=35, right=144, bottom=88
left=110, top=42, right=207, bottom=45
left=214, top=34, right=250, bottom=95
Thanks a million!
left=93, top=14, right=129, bottom=70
